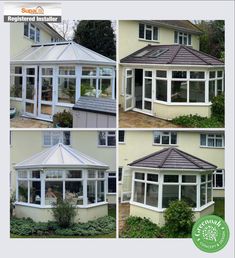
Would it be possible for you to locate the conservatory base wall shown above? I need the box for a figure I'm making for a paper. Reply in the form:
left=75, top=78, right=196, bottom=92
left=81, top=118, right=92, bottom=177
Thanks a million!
left=153, top=102, right=211, bottom=120
left=213, top=189, right=224, bottom=198
left=130, top=202, right=215, bottom=226
left=15, top=203, right=108, bottom=223
left=107, top=194, right=116, bottom=204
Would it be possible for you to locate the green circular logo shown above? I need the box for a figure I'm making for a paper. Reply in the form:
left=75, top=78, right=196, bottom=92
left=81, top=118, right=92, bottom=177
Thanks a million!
left=192, top=215, right=229, bottom=253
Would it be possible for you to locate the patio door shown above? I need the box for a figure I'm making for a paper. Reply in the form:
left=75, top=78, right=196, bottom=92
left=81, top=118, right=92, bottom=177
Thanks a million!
left=143, top=69, right=153, bottom=114
left=24, top=66, right=37, bottom=117
left=38, top=66, right=55, bottom=120
left=124, top=68, right=134, bottom=111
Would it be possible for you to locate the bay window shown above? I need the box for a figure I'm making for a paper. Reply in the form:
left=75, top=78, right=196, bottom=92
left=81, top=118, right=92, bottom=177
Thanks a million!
left=16, top=169, right=107, bottom=207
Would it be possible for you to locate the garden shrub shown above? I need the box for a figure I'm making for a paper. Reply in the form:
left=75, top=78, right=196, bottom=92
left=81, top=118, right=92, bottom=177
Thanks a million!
left=172, top=114, right=223, bottom=128
left=53, top=110, right=73, bottom=128
left=10, top=216, right=115, bottom=237
left=51, top=199, right=76, bottom=228
left=211, top=94, right=224, bottom=124
left=120, top=216, right=162, bottom=238
left=164, top=200, right=194, bottom=238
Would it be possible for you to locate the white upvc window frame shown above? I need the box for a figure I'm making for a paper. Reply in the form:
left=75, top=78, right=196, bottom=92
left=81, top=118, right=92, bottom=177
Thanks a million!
left=118, top=130, right=125, bottom=144
left=10, top=65, right=23, bottom=101
left=174, top=31, right=192, bottom=46
left=212, top=169, right=225, bottom=189
left=155, top=70, right=168, bottom=103
left=200, top=133, right=224, bottom=148
left=24, top=23, right=41, bottom=43
left=208, top=70, right=224, bottom=102
left=200, top=173, right=213, bottom=208
left=42, top=131, right=71, bottom=147
left=153, top=131, right=177, bottom=145
left=118, top=167, right=123, bottom=183
left=139, top=23, right=159, bottom=42
left=98, top=131, right=116, bottom=147
left=107, top=171, right=116, bottom=194
left=16, top=169, right=107, bottom=208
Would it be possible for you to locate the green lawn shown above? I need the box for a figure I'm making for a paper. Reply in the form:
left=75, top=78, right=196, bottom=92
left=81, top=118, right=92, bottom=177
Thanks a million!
left=213, top=197, right=225, bottom=219
left=108, top=205, right=116, bottom=219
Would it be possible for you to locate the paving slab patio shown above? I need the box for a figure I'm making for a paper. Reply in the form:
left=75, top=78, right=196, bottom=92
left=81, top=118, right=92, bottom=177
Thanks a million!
left=119, top=203, right=130, bottom=232
left=10, top=116, right=53, bottom=128
left=119, top=108, right=180, bottom=128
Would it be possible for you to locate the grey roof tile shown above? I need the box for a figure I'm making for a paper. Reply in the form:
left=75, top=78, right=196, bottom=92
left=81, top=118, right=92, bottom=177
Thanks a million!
left=128, top=147, right=217, bottom=170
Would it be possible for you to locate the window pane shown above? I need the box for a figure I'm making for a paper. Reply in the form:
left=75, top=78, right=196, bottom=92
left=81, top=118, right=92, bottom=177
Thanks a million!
left=18, top=181, right=28, bottom=202
left=26, top=68, right=35, bottom=75
left=174, top=31, right=178, bottom=43
left=200, top=134, right=206, bottom=146
left=145, top=29, right=152, bottom=40
left=216, top=138, right=222, bottom=147
left=14, top=67, right=22, bottom=74
left=200, top=184, right=206, bottom=206
left=217, top=71, right=223, bottom=78
left=99, top=78, right=112, bottom=98
left=208, top=138, right=215, bottom=147
left=144, top=79, right=152, bottom=98
left=181, top=185, right=196, bottom=207
left=87, top=181, right=96, bottom=204
left=156, top=80, right=167, bottom=101
left=24, top=23, right=29, bottom=37
left=97, top=181, right=105, bottom=202
left=188, top=34, right=191, bottom=45
left=153, top=131, right=160, bottom=144
left=182, top=175, right=196, bottom=183
left=52, top=131, right=61, bottom=145
left=59, top=66, right=75, bottom=75
left=118, top=130, right=125, bottom=142
left=207, top=182, right=212, bottom=203
left=215, top=174, right=223, bottom=187
left=201, top=175, right=206, bottom=182
left=190, top=71, right=205, bottom=79
left=18, top=171, right=27, bottom=178
left=209, top=71, right=216, bottom=78
left=133, top=181, right=145, bottom=204
left=171, top=81, right=187, bottom=102
left=147, top=174, right=158, bottom=182
left=135, top=172, right=145, bottom=180
left=88, top=170, right=96, bottom=178
left=118, top=168, right=122, bottom=182
left=208, top=174, right=212, bottom=181
left=65, top=170, right=82, bottom=178
left=171, top=132, right=177, bottom=144
left=162, top=135, right=170, bottom=144
left=99, top=67, right=113, bottom=76
left=82, top=67, right=96, bottom=76
left=36, top=28, right=40, bottom=42
left=108, top=177, right=116, bottom=193
left=81, top=78, right=96, bottom=97
left=98, top=171, right=105, bottom=178
left=63, top=131, right=71, bottom=145
left=146, top=184, right=158, bottom=207
left=65, top=181, right=83, bottom=205
left=46, top=171, right=63, bottom=179
left=29, top=181, right=41, bottom=205
left=139, top=24, right=144, bottom=38
left=217, top=80, right=223, bottom=95
left=10, top=76, right=23, bottom=98
left=153, top=27, right=158, bottom=40
left=43, top=132, right=51, bottom=146
left=145, top=71, right=152, bottom=77
left=45, top=181, right=63, bottom=205
left=30, top=26, right=35, bottom=40
left=42, top=68, right=53, bottom=76
left=164, top=175, right=179, bottom=182
left=209, top=80, right=216, bottom=102
left=30, top=171, right=40, bottom=179
left=162, top=185, right=179, bottom=208
left=189, top=81, right=205, bottom=102
left=126, top=77, right=132, bottom=95
left=98, top=131, right=106, bottom=145
left=58, top=78, right=75, bottom=103
left=107, top=135, right=116, bottom=146
left=26, top=77, right=35, bottom=100
left=156, top=70, right=167, bottom=78
left=172, top=71, right=187, bottom=78
left=41, top=77, right=53, bottom=101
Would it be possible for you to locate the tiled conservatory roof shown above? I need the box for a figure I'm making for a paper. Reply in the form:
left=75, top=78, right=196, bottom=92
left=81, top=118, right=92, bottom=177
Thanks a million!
left=128, top=147, right=217, bottom=170
left=120, top=45, right=224, bottom=66
left=73, top=97, right=116, bottom=115
left=15, top=143, right=109, bottom=169
left=11, top=41, right=115, bottom=65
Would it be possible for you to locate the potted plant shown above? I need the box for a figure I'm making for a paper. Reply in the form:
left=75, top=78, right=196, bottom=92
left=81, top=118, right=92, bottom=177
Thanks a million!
left=53, top=110, right=73, bottom=128
left=10, top=107, right=16, bottom=119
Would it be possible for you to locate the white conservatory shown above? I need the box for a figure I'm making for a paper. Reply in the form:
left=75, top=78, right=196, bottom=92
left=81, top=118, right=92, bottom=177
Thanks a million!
left=14, top=143, right=109, bottom=223
left=10, top=41, right=116, bottom=122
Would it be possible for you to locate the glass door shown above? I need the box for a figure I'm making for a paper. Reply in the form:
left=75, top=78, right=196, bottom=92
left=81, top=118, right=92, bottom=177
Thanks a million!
left=143, top=70, right=153, bottom=113
left=24, top=66, right=37, bottom=117
left=38, top=66, right=54, bottom=120
left=124, top=68, right=134, bottom=111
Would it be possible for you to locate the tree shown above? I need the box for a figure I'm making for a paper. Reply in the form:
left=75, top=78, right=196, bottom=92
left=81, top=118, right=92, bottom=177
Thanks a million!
left=73, top=20, right=116, bottom=60
left=196, top=20, right=224, bottom=60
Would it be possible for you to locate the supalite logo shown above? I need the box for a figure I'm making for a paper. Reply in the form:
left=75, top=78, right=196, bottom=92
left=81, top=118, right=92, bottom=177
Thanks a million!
left=192, top=215, right=229, bottom=253
left=21, top=6, right=44, bottom=15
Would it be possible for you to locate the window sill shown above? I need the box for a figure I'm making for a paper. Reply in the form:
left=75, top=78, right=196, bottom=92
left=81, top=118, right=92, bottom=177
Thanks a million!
left=154, top=101, right=212, bottom=106
left=213, top=187, right=225, bottom=190
left=97, top=145, right=116, bottom=148
left=200, top=146, right=224, bottom=149
left=138, top=38, right=160, bottom=43
left=118, top=142, right=126, bottom=145
left=152, top=144, right=178, bottom=147
left=10, top=97, right=22, bottom=101
left=55, top=103, right=74, bottom=108
left=107, top=193, right=116, bottom=195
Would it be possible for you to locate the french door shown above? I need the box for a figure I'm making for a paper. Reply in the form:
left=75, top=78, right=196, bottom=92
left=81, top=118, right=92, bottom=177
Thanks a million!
left=38, top=66, right=55, bottom=120
left=143, top=69, right=153, bottom=114
left=23, top=66, right=37, bottom=117
left=124, top=68, right=134, bottom=111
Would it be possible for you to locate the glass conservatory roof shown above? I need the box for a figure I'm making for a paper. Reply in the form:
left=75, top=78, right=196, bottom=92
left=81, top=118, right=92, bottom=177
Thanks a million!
left=11, top=41, right=116, bottom=66
left=15, top=143, right=109, bottom=170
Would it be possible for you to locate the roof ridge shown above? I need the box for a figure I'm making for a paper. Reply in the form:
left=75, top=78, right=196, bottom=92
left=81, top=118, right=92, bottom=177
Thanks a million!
left=181, top=45, right=211, bottom=65
left=158, top=147, right=174, bottom=168
left=167, top=45, right=181, bottom=64
left=128, top=148, right=169, bottom=166
left=42, top=144, right=59, bottom=165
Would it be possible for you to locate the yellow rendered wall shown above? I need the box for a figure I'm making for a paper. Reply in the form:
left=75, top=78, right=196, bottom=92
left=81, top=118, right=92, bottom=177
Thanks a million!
left=153, top=102, right=211, bottom=120
left=119, top=131, right=224, bottom=194
left=118, top=21, right=200, bottom=60
left=10, top=23, right=53, bottom=58
left=10, top=131, right=116, bottom=190
left=15, top=203, right=108, bottom=223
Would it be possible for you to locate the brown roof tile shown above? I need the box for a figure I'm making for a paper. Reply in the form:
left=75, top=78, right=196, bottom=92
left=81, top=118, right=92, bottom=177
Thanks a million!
left=128, top=147, right=217, bottom=170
